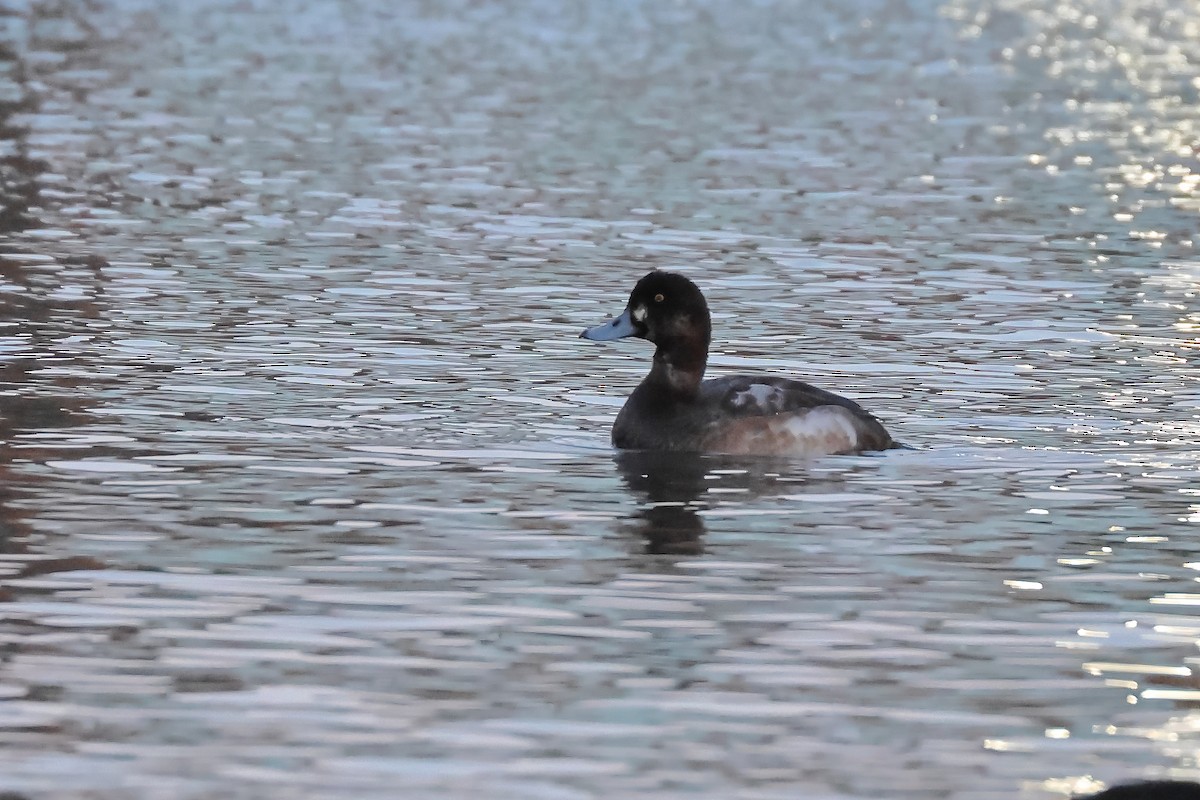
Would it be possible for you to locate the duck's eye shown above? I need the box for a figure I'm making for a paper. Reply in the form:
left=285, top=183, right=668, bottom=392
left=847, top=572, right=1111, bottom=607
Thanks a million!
left=654, top=293, right=665, bottom=303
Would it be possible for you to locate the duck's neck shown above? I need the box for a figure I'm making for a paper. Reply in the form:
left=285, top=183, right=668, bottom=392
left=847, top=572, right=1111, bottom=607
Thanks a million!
left=647, top=337, right=708, bottom=398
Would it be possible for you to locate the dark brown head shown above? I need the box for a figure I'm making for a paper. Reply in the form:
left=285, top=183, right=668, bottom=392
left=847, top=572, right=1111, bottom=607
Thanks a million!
left=580, top=271, right=712, bottom=395
left=580, top=271, right=711, bottom=349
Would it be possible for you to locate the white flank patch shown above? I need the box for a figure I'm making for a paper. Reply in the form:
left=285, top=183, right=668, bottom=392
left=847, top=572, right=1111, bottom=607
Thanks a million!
left=781, top=406, right=860, bottom=452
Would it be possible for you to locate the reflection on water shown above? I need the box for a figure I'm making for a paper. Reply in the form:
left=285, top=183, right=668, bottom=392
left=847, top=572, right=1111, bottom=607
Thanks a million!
left=1, top=0, right=1199, bottom=798
left=617, top=451, right=713, bottom=555
left=0, top=4, right=105, bottom=589
left=617, top=452, right=848, bottom=556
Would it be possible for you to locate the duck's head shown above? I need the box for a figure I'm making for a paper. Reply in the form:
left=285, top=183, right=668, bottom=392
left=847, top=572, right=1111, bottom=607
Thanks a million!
left=580, top=271, right=711, bottom=349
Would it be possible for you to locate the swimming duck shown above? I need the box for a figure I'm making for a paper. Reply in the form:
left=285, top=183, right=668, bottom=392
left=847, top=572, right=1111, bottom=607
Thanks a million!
left=580, top=271, right=897, bottom=457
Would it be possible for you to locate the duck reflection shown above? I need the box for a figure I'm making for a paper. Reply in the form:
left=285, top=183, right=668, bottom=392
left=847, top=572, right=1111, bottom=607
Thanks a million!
left=614, top=450, right=783, bottom=555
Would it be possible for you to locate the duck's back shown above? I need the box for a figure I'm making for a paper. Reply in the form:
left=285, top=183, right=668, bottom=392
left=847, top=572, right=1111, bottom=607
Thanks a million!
left=695, top=374, right=895, bottom=457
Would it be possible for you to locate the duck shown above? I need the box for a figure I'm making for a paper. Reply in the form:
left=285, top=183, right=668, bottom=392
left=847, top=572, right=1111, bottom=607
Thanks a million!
left=579, top=271, right=898, bottom=457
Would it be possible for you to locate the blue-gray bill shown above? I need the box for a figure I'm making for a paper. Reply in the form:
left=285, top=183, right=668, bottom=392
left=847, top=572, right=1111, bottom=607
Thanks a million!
left=580, top=309, right=637, bottom=341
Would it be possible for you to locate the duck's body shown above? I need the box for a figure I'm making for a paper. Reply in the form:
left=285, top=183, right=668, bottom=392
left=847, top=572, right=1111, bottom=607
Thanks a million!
left=614, top=373, right=894, bottom=457
left=581, top=271, right=897, bottom=457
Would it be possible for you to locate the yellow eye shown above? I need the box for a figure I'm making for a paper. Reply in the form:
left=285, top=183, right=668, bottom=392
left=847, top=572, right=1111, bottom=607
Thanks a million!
left=654, top=293, right=665, bottom=303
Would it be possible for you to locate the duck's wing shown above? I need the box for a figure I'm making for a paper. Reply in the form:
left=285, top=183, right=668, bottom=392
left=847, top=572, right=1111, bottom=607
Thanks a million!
left=698, top=375, right=895, bottom=455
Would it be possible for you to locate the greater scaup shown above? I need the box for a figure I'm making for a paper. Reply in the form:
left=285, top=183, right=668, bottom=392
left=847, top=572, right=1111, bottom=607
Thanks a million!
left=580, top=271, right=898, bottom=457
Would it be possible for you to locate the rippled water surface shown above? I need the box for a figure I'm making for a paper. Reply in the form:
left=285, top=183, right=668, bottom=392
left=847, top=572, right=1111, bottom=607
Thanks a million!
left=1, top=0, right=1199, bottom=797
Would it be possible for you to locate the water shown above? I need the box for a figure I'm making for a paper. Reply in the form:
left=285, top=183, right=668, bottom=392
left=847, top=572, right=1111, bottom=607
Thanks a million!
left=1, top=0, right=1198, bottom=797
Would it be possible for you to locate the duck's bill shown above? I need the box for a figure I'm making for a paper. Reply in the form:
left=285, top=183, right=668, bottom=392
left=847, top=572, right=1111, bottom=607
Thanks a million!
left=580, top=309, right=638, bottom=341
